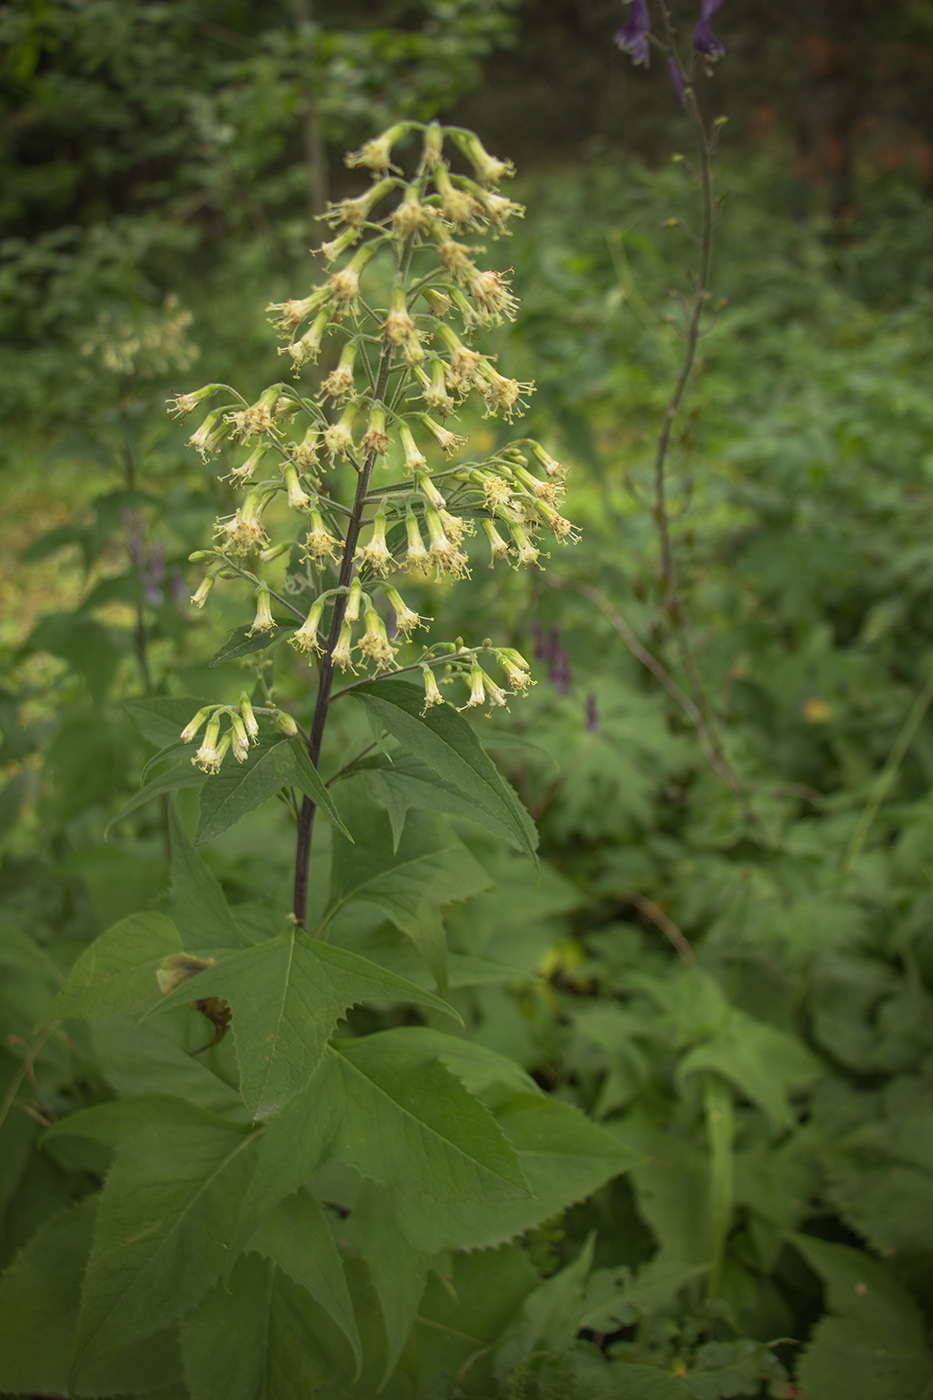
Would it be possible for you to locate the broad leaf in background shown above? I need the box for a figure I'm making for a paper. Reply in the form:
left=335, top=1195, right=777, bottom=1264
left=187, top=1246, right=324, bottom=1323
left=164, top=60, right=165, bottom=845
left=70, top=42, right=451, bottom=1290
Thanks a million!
left=247, top=1189, right=361, bottom=1373
left=0, top=1197, right=183, bottom=1397
left=324, top=780, right=493, bottom=996
left=180, top=1251, right=353, bottom=1400
left=350, top=677, right=538, bottom=863
left=152, top=929, right=458, bottom=1119
left=162, top=803, right=249, bottom=949
left=209, top=623, right=295, bottom=669
left=359, top=749, right=530, bottom=851
left=794, top=1235, right=933, bottom=1400
left=388, top=1094, right=646, bottom=1254
left=42, top=1097, right=258, bottom=1383
left=196, top=735, right=349, bottom=845
left=48, top=912, right=182, bottom=1023
left=493, top=1233, right=595, bottom=1383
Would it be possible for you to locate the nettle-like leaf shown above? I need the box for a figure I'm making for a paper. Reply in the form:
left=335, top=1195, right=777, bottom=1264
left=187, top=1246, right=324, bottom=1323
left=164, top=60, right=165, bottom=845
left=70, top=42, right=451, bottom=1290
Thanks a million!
left=196, top=734, right=348, bottom=844
left=42, top=1097, right=260, bottom=1385
left=0, top=1196, right=183, bottom=1397
left=350, top=676, right=538, bottom=863
left=324, top=778, right=494, bottom=996
left=48, top=911, right=183, bottom=1023
left=794, top=1235, right=933, bottom=1400
left=151, top=928, right=457, bottom=1120
left=162, top=803, right=250, bottom=949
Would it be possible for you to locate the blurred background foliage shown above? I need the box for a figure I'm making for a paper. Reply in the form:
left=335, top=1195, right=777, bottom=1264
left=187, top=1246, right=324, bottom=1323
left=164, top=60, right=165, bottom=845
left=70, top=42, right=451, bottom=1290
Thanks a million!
left=3, top=1, right=933, bottom=1395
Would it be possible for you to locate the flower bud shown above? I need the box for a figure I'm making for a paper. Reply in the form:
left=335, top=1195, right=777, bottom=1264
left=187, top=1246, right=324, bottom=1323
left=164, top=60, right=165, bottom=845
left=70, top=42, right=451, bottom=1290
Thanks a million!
left=275, top=711, right=299, bottom=736
left=345, top=578, right=362, bottom=623
left=416, top=472, right=446, bottom=510
left=190, top=573, right=216, bottom=608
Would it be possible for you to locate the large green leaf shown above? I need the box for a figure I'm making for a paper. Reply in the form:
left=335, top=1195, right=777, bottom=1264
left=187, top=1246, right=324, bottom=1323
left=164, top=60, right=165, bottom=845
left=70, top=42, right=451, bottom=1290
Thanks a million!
left=248, top=1189, right=361, bottom=1372
left=349, top=676, right=538, bottom=862
left=125, top=696, right=215, bottom=750
left=151, top=930, right=458, bottom=1119
left=327, top=1035, right=529, bottom=1202
left=359, top=748, right=530, bottom=850
left=180, top=1251, right=353, bottom=1400
left=493, top=1235, right=595, bottom=1382
left=42, top=1097, right=259, bottom=1384
left=163, top=803, right=249, bottom=949
left=0, top=1196, right=183, bottom=1397
left=105, top=752, right=203, bottom=836
left=48, top=912, right=182, bottom=1023
left=793, top=1235, right=933, bottom=1400
left=196, top=736, right=349, bottom=845
left=388, top=1094, right=646, bottom=1254
left=209, top=623, right=295, bottom=669
left=324, top=781, right=493, bottom=997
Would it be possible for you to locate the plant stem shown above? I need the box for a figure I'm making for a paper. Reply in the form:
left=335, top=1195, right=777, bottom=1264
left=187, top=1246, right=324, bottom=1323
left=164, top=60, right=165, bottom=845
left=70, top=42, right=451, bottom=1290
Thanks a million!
left=292, top=345, right=395, bottom=928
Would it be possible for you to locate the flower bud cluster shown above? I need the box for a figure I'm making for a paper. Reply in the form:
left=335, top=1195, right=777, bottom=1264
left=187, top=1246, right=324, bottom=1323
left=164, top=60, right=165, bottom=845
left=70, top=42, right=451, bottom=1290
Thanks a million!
left=171, top=122, right=579, bottom=770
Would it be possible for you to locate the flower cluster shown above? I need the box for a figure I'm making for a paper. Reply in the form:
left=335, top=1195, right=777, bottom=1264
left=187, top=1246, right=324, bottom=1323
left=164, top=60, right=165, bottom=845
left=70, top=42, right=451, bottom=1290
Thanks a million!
left=172, top=121, right=579, bottom=771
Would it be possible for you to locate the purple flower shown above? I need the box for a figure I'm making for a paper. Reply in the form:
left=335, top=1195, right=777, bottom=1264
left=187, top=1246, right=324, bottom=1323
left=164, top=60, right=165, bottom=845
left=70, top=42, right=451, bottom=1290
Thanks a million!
left=615, top=0, right=651, bottom=67
left=668, top=54, right=686, bottom=104
left=530, top=623, right=572, bottom=696
left=693, top=0, right=725, bottom=59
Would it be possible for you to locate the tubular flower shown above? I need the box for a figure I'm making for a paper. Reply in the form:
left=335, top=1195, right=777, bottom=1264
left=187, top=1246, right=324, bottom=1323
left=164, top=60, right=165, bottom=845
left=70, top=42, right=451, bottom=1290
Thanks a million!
left=282, top=310, right=331, bottom=372
left=418, top=360, right=455, bottom=417
left=330, top=178, right=395, bottom=229
left=405, top=510, right=431, bottom=574
left=399, top=422, right=427, bottom=474
left=481, top=517, right=511, bottom=565
left=468, top=269, right=519, bottom=325
left=513, top=463, right=560, bottom=504
left=498, top=648, right=534, bottom=692
left=422, top=287, right=452, bottom=319
left=229, top=444, right=266, bottom=484
left=391, top=187, right=431, bottom=239
left=475, top=188, right=525, bottom=231
left=324, top=405, right=357, bottom=462
left=433, top=164, right=483, bottom=229
left=440, top=509, right=471, bottom=546
left=291, top=598, right=325, bottom=656
left=383, top=584, right=423, bottom=635
left=452, top=132, right=516, bottom=187
left=193, top=716, right=224, bottom=774
left=248, top=582, right=276, bottom=637
left=268, top=290, right=329, bottom=336
left=320, top=227, right=360, bottom=264
left=509, top=522, right=541, bottom=569
left=230, top=713, right=251, bottom=764
left=356, top=506, right=394, bottom=575
left=345, top=578, right=362, bottom=623
left=329, top=244, right=377, bottom=317
left=331, top=619, right=356, bottom=672
left=459, top=660, right=489, bottom=711
left=415, top=472, right=446, bottom=511
left=529, top=440, right=565, bottom=481
left=188, top=411, right=229, bottom=460
left=239, top=692, right=260, bottom=742
left=323, top=343, right=357, bottom=400
left=291, top=429, right=320, bottom=472
left=384, top=285, right=418, bottom=346
left=438, top=239, right=477, bottom=280
left=358, top=603, right=396, bottom=669
left=425, top=504, right=469, bottom=577
left=421, top=666, right=445, bottom=711
left=477, top=469, right=516, bottom=513
left=215, top=491, right=269, bottom=555
left=361, top=405, right=391, bottom=457
left=535, top=501, right=580, bottom=543
left=169, top=384, right=219, bottom=420
left=284, top=464, right=312, bottom=511
left=436, top=325, right=482, bottom=388
left=275, top=710, right=299, bottom=736
left=345, top=123, right=408, bottom=174
left=180, top=706, right=213, bottom=745
left=190, top=573, right=216, bottom=608
left=419, top=414, right=466, bottom=458
left=305, top=510, right=340, bottom=561
left=226, top=387, right=282, bottom=442
left=476, top=365, right=533, bottom=421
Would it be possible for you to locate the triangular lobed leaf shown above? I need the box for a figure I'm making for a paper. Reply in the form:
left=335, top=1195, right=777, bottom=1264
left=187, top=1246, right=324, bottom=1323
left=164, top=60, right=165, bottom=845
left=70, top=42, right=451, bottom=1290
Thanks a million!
left=48, top=912, right=182, bottom=1024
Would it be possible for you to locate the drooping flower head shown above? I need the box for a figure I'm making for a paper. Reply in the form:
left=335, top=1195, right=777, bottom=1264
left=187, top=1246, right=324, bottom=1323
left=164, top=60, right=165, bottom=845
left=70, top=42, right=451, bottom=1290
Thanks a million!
left=616, top=0, right=651, bottom=67
left=693, top=0, right=725, bottom=58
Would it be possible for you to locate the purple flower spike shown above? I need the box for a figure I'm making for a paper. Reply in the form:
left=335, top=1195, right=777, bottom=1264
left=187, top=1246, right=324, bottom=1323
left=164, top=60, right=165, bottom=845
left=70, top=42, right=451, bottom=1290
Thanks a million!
left=668, top=54, right=686, bottom=104
left=615, top=0, right=651, bottom=67
left=693, top=0, right=725, bottom=59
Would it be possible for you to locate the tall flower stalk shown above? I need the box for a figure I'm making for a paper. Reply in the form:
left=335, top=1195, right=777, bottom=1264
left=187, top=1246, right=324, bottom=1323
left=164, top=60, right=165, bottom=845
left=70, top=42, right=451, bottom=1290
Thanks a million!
left=170, top=122, right=579, bottom=925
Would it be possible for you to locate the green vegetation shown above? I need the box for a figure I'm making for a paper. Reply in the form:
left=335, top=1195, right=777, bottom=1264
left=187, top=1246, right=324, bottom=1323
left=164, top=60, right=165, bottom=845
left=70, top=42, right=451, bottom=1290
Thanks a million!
left=3, top=2, right=933, bottom=1397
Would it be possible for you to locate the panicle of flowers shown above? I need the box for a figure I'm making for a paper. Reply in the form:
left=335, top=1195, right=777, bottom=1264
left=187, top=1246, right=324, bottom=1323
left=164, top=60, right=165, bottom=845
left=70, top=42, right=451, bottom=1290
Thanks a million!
left=172, top=120, right=581, bottom=757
